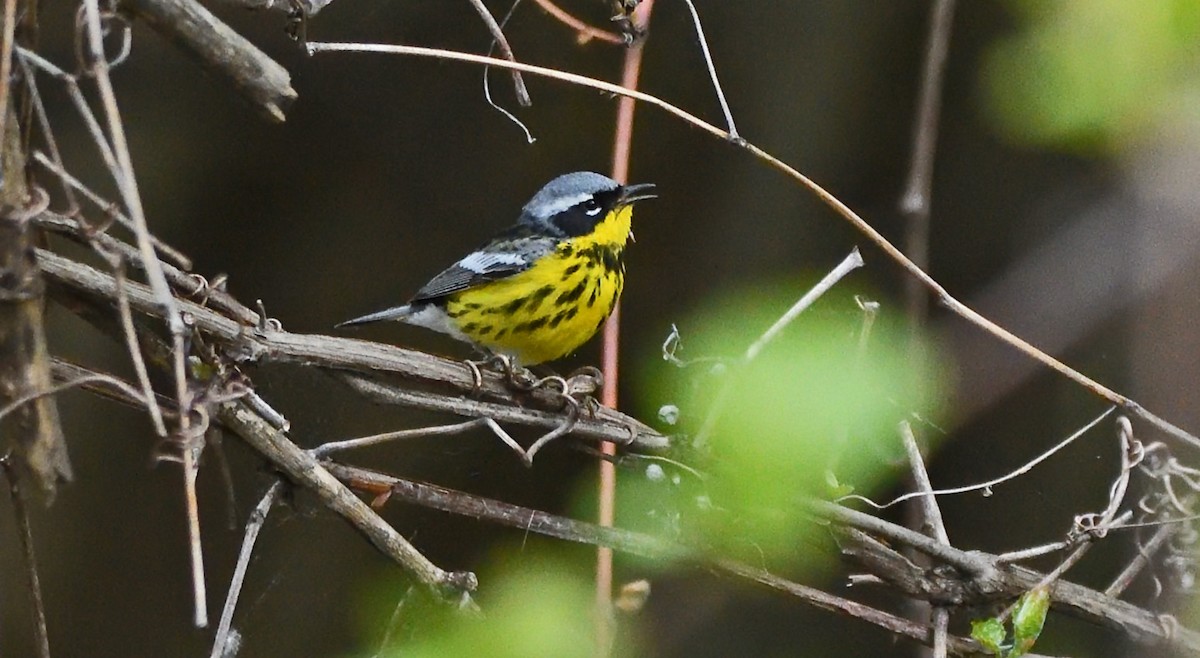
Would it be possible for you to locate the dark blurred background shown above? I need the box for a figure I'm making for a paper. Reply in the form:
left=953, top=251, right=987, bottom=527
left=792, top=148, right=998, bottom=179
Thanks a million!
left=3, top=0, right=1198, bottom=656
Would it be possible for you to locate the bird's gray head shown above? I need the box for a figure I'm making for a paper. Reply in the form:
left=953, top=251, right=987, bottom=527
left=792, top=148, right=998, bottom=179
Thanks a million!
left=519, top=171, right=654, bottom=237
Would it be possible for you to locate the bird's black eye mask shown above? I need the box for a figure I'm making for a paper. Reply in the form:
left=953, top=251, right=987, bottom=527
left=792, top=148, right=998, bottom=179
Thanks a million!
left=550, top=188, right=624, bottom=237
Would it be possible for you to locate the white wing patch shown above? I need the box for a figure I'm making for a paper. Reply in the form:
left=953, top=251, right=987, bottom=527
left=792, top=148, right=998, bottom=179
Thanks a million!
left=457, top=251, right=529, bottom=274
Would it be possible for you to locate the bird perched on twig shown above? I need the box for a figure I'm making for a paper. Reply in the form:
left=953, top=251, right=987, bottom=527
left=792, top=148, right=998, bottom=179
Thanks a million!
left=339, top=172, right=656, bottom=366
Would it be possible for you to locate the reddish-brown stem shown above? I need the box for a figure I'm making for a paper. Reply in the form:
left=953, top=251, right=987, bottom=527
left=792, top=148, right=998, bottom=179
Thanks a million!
left=532, top=0, right=625, bottom=45
left=597, top=2, right=654, bottom=655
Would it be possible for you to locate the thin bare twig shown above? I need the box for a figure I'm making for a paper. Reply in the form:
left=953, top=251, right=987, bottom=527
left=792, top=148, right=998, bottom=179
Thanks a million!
left=900, top=0, right=957, bottom=334
left=1, top=456, right=52, bottom=658
left=210, top=480, right=283, bottom=658
left=900, top=421, right=949, bottom=658
left=901, top=422, right=949, bottom=545
left=467, top=0, right=531, bottom=106
left=31, top=151, right=192, bottom=268
left=311, top=419, right=491, bottom=457
left=842, top=407, right=1116, bottom=509
left=692, top=248, right=865, bottom=450
left=114, top=261, right=167, bottom=435
left=77, top=12, right=204, bottom=615
left=304, top=41, right=1200, bottom=451
left=218, top=400, right=478, bottom=600
left=482, top=0, right=535, bottom=142
left=1105, top=523, right=1175, bottom=597
left=17, top=56, right=81, bottom=213
left=531, top=0, right=624, bottom=45
left=678, top=0, right=737, bottom=139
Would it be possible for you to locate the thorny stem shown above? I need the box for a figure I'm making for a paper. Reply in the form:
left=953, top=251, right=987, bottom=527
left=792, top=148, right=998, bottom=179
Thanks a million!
left=305, top=41, right=1200, bottom=452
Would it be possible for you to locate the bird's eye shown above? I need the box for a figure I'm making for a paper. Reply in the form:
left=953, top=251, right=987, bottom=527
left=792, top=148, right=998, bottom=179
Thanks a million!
left=583, top=198, right=603, bottom=216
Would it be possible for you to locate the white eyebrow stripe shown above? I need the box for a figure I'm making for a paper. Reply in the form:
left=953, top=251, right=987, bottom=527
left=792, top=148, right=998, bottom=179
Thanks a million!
left=458, top=251, right=528, bottom=273
left=526, top=192, right=594, bottom=218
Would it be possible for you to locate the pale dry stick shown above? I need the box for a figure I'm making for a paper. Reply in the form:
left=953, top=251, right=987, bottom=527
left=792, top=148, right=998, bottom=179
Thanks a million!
left=900, top=421, right=950, bottom=658
left=677, top=0, right=738, bottom=139
left=31, top=150, right=192, bottom=268
left=218, top=400, right=478, bottom=601
left=531, top=0, right=625, bottom=45
left=0, top=0, right=19, bottom=151
left=369, top=587, right=417, bottom=658
left=827, top=296, right=880, bottom=479
left=80, top=1, right=203, bottom=623
left=17, top=55, right=82, bottom=212
left=842, top=406, right=1116, bottom=510
left=78, top=0, right=186, bottom=379
left=0, top=456, right=51, bottom=658
left=466, top=0, right=530, bottom=106
left=35, top=209, right=241, bottom=322
left=0, top=374, right=147, bottom=422
left=482, top=0, right=535, bottom=143
left=182, top=426, right=207, bottom=627
left=900, top=0, right=957, bottom=332
left=114, top=262, right=168, bottom=436
left=302, top=42, right=1200, bottom=451
left=121, top=0, right=296, bottom=122
left=209, top=480, right=283, bottom=658
left=311, top=419, right=491, bottom=457
left=1105, top=523, right=1175, bottom=597
left=17, top=48, right=120, bottom=197
left=995, top=541, right=1069, bottom=565
left=691, top=248, right=866, bottom=450
left=598, top=4, right=654, bottom=652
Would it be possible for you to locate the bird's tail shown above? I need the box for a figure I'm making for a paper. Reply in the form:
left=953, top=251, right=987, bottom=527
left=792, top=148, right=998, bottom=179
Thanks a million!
left=336, top=304, right=414, bottom=328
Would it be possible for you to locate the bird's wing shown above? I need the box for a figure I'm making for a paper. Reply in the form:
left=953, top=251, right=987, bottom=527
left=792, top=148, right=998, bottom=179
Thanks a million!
left=409, top=234, right=555, bottom=303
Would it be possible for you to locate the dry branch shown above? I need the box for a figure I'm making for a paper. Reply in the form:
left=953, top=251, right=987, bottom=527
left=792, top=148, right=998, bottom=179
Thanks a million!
left=121, top=0, right=297, bottom=122
left=34, top=245, right=667, bottom=451
left=0, top=107, right=71, bottom=498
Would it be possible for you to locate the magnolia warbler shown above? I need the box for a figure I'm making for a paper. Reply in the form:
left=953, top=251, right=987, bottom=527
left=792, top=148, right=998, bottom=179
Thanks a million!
left=339, top=172, right=656, bottom=365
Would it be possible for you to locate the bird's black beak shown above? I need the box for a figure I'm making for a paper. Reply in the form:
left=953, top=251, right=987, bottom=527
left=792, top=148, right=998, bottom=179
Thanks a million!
left=619, top=182, right=657, bottom=204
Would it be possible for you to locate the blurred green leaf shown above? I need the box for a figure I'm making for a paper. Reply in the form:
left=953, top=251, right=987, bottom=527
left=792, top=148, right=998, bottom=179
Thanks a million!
left=1010, top=585, right=1051, bottom=657
left=364, top=558, right=620, bottom=658
left=641, top=281, right=942, bottom=561
left=984, top=0, right=1200, bottom=150
left=971, top=617, right=1006, bottom=656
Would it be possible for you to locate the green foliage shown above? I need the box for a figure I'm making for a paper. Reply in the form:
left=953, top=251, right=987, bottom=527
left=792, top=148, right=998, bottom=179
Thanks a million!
left=641, top=282, right=941, bottom=561
left=1011, top=586, right=1051, bottom=656
left=971, top=586, right=1051, bottom=657
left=984, top=0, right=1200, bottom=150
left=366, top=558, right=617, bottom=658
left=971, top=617, right=1007, bottom=656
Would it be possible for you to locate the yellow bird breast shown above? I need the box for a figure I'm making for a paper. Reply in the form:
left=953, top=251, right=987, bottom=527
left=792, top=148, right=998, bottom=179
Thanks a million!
left=443, top=205, right=633, bottom=364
